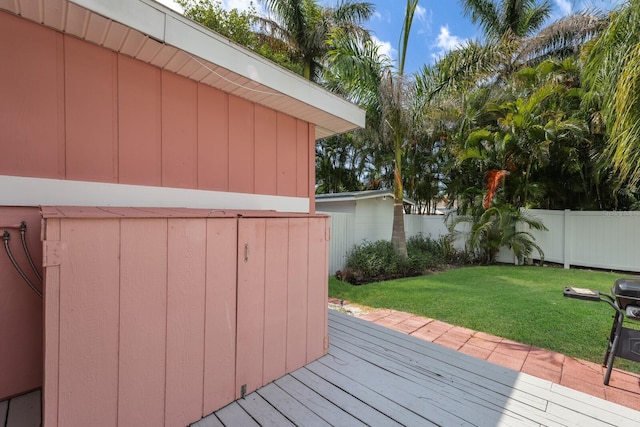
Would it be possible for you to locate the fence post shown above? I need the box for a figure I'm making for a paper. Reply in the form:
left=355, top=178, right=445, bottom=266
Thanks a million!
left=563, top=209, right=571, bottom=269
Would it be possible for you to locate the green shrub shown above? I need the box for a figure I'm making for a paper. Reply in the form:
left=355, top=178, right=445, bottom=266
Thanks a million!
left=407, top=234, right=473, bottom=267
left=407, top=235, right=443, bottom=268
left=339, top=235, right=474, bottom=285
left=344, top=240, right=407, bottom=278
left=437, top=234, right=474, bottom=265
left=337, top=236, right=470, bottom=284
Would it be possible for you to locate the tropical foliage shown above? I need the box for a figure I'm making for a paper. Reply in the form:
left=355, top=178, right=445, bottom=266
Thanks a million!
left=325, top=0, right=422, bottom=256
left=583, top=0, right=640, bottom=187
left=448, top=204, right=546, bottom=264
left=177, top=0, right=300, bottom=72
left=256, top=0, right=375, bottom=81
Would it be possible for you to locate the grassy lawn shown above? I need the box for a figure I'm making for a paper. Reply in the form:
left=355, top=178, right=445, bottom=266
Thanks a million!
left=329, top=265, right=640, bottom=373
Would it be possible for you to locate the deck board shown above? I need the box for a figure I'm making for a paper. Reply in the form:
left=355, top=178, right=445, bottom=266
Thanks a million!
left=273, top=375, right=368, bottom=427
left=237, top=393, right=296, bottom=427
left=195, top=311, right=640, bottom=427
left=0, top=400, right=7, bottom=423
left=328, top=316, right=563, bottom=426
left=289, top=368, right=404, bottom=427
left=304, top=360, right=437, bottom=426
left=191, top=414, right=224, bottom=427
left=256, top=382, right=331, bottom=427
left=325, top=338, right=537, bottom=426
left=215, top=402, right=260, bottom=426
left=329, top=311, right=638, bottom=426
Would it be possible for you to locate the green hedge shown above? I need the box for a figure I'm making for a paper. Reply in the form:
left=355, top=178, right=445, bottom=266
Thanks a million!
left=338, top=235, right=469, bottom=284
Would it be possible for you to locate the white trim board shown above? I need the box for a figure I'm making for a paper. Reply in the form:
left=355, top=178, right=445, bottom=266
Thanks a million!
left=0, top=175, right=309, bottom=213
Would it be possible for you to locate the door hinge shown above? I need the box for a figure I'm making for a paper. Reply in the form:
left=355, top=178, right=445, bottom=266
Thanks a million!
left=42, top=241, right=65, bottom=267
left=324, top=335, right=330, bottom=350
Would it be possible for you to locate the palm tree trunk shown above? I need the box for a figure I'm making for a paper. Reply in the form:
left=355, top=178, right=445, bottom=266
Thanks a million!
left=524, top=158, right=532, bottom=206
left=392, top=200, right=407, bottom=257
left=303, top=58, right=312, bottom=80
left=392, top=143, right=408, bottom=257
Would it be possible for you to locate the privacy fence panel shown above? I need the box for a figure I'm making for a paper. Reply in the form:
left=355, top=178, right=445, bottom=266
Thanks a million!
left=321, top=211, right=355, bottom=274
left=405, top=214, right=466, bottom=250
left=326, top=210, right=640, bottom=275
left=567, top=211, right=640, bottom=272
left=522, top=210, right=567, bottom=264
left=518, top=210, right=640, bottom=272
left=405, top=214, right=449, bottom=239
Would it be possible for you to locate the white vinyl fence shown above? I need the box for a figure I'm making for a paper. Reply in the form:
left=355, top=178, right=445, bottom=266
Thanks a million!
left=325, top=209, right=640, bottom=274
left=522, top=209, right=640, bottom=273
left=319, top=212, right=355, bottom=275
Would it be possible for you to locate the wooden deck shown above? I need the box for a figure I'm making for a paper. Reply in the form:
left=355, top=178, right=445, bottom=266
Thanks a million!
left=195, top=310, right=640, bottom=427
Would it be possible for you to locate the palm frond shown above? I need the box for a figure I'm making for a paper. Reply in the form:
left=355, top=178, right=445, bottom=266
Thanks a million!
left=520, top=11, right=608, bottom=66
left=484, top=169, right=509, bottom=208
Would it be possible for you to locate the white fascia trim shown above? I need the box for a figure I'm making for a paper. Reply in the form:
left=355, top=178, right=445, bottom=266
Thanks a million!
left=315, top=196, right=357, bottom=204
left=316, top=192, right=394, bottom=203
left=0, top=176, right=309, bottom=213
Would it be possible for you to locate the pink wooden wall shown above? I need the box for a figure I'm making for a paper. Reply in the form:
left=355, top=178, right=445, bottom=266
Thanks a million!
left=0, top=207, right=42, bottom=400
left=0, top=8, right=324, bottom=402
left=0, top=11, right=315, bottom=200
left=42, top=208, right=328, bottom=427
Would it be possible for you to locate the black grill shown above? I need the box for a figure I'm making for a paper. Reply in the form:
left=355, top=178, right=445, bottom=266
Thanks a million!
left=613, top=278, right=640, bottom=313
left=564, top=278, right=640, bottom=385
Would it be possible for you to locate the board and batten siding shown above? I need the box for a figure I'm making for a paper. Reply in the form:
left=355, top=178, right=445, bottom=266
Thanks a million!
left=0, top=10, right=316, bottom=402
left=0, top=11, right=313, bottom=203
left=42, top=208, right=329, bottom=427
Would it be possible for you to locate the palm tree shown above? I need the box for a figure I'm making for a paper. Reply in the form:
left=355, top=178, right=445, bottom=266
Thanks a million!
left=326, top=0, right=420, bottom=257
left=455, top=59, right=589, bottom=207
left=415, top=1, right=608, bottom=212
left=256, top=0, right=374, bottom=81
left=520, top=11, right=608, bottom=65
left=583, top=0, right=640, bottom=186
left=461, top=0, right=552, bottom=40
left=448, top=203, right=546, bottom=264
left=434, top=1, right=606, bottom=86
left=315, top=133, right=368, bottom=193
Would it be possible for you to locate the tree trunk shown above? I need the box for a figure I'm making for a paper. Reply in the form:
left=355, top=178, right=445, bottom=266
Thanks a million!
left=392, top=200, right=408, bottom=257
left=392, top=135, right=407, bottom=257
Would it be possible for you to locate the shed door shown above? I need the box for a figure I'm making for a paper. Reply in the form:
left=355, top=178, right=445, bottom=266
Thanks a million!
left=42, top=216, right=239, bottom=427
left=235, top=217, right=329, bottom=399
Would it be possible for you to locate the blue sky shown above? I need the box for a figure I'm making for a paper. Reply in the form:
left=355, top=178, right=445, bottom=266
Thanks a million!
left=157, top=0, right=625, bottom=75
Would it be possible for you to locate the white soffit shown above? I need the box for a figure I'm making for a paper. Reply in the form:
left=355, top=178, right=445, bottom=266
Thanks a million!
left=0, top=0, right=365, bottom=139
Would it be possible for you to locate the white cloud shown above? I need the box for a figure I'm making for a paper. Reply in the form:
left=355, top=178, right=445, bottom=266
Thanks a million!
left=431, top=26, right=465, bottom=59
left=155, top=0, right=262, bottom=14
left=414, top=5, right=427, bottom=22
left=554, top=0, right=573, bottom=16
left=223, top=0, right=257, bottom=12
left=371, top=35, right=396, bottom=61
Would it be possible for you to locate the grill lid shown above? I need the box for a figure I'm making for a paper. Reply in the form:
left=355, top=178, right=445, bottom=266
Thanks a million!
left=612, top=278, right=640, bottom=309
